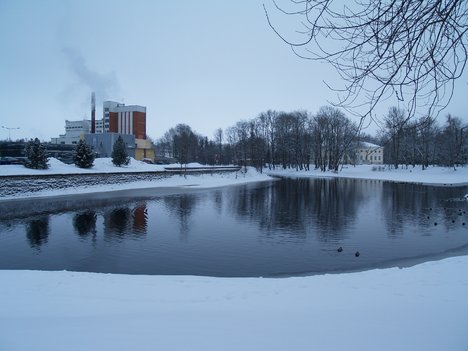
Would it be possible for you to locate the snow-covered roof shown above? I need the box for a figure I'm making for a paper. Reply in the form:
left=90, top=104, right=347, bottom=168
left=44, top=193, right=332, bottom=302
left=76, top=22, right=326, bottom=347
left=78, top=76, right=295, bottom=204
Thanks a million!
left=359, top=141, right=382, bottom=148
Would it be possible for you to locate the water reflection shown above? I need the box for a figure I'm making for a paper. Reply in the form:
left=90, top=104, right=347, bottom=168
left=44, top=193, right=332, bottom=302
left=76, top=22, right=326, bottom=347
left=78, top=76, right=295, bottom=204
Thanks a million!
left=164, top=195, right=199, bottom=238
left=227, top=178, right=369, bottom=243
left=73, top=210, right=97, bottom=237
left=26, top=216, right=50, bottom=249
left=382, top=182, right=466, bottom=237
left=0, top=178, right=467, bottom=276
left=103, top=203, right=148, bottom=240
left=132, top=204, right=148, bottom=233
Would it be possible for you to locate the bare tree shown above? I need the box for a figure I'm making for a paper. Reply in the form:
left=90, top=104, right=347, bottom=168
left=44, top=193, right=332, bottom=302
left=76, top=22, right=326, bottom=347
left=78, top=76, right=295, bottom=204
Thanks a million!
left=383, top=106, right=406, bottom=169
left=214, top=128, right=223, bottom=165
left=257, top=110, right=278, bottom=169
left=440, top=114, right=465, bottom=169
left=172, top=124, right=199, bottom=168
left=418, top=116, right=439, bottom=169
left=265, top=0, right=468, bottom=125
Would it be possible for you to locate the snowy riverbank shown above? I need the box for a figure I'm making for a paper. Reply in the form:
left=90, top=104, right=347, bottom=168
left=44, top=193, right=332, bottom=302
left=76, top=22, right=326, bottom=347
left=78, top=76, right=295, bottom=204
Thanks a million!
left=1, top=160, right=467, bottom=201
left=0, top=158, right=273, bottom=200
left=1, top=161, right=468, bottom=350
left=1, top=256, right=467, bottom=351
left=266, top=164, right=468, bottom=185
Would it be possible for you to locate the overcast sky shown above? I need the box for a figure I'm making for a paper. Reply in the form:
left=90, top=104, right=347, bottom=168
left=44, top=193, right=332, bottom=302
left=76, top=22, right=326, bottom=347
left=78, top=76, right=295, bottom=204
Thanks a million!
left=1, top=0, right=467, bottom=142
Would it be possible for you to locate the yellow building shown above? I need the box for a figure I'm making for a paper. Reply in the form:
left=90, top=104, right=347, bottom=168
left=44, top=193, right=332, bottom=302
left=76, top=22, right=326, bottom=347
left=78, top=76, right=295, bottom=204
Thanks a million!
left=135, top=138, right=155, bottom=161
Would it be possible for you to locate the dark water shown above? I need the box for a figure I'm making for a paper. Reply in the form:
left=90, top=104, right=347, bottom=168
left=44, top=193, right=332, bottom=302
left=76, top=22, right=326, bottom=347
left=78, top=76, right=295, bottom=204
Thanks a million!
left=0, top=178, right=467, bottom=277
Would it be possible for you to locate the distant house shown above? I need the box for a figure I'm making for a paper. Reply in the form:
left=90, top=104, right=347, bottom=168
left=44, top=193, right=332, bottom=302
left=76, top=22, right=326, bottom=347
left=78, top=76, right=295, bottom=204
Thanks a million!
left=356, top=142, right=384, bottom=165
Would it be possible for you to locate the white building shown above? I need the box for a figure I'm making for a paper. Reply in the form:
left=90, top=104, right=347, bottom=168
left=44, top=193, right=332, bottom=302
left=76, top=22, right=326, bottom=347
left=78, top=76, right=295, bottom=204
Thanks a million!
left=356, top=142, right=384, bottom=165
left=102, top=101, right=120, bottom=133
left=95, top=119, right=104, bottom=134
left=51, top=119, right=91, bottom=145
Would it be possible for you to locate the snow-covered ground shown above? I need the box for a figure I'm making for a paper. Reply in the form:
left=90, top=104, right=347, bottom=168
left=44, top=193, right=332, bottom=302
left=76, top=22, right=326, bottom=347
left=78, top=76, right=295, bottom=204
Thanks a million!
left=2, top=160, right=467, bottom=201
left=0, top=158, right=273, bottom=200
left=2, top=161, right=468, bottom=350
left=1, top=256, right=467, bottom=351
left=0, top=157, right=226, bottom=176
left=266, top=164, right=468, bottom=185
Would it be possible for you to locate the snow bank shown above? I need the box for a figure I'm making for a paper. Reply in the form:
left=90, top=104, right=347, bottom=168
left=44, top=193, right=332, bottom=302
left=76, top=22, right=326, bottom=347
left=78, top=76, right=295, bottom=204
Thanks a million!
left=0, top=157, right=166, bottom=175
left=0, top=166, right=273, bottom=201
left=267, top=164, right=468, bottom=185
left=1, top=256, right=467, bottom=351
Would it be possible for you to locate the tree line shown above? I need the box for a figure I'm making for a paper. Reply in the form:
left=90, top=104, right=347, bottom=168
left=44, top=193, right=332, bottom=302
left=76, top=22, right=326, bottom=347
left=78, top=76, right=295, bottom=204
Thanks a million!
left=155, top=106, right=467, bottom=171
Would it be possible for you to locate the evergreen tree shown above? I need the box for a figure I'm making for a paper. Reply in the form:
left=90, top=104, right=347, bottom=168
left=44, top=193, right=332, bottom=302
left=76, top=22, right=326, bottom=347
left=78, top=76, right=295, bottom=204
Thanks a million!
left=24, top=138, right=48, bottom=169
left=73, top=139, right=95, bottom=168
left=112, top=136, right=130, bottom=166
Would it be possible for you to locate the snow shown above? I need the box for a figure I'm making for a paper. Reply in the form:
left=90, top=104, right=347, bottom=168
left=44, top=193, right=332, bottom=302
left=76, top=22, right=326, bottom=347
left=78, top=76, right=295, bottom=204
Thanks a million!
left=0, top=159, right=272, bottom=200
left=359, top=141, right=382, bottom=148
left=0, top=157, right=163, bottom=175
left=2, top=161, right=468, bottom=349
left=0, top=256, right=467, bottom=351
left=2, top=159, right=467, bottom=186
left=267, top=164, right=468, bottom=185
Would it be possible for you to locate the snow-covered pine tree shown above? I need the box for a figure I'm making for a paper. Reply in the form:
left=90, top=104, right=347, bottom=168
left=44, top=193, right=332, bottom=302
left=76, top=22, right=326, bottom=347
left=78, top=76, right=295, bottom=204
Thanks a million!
left=73, top=139, right=95, bottom=168
left=111, top=136, right=130, bottom=167
left=24, top=138, right=49, bottom=169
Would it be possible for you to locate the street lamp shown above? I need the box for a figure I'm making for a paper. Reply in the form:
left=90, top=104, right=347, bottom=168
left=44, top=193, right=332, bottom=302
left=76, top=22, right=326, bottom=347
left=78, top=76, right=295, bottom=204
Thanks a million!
left=1, top=126, right=20, bottom=141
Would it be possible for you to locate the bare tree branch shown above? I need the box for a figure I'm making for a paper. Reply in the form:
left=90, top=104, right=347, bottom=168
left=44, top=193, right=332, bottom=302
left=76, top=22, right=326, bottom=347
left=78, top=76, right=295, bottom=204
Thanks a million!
left=265, top=0, right=468, bottom=126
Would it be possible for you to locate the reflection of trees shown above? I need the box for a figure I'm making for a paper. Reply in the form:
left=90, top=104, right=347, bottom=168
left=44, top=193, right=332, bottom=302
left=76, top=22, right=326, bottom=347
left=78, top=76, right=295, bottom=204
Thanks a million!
left=73, top=210, right=97, bottom=237
left=382, top=183, right=468, bottom=237
left=228, top=178, right=369, bottom=243
left=211, top=190, right=223, bottom=216
left=164, top=194, right=198, bottom=239
left=103, top=202, right=148, bottom=240
left=26, top=216, right=49, bottom=249
left=109, top=208, right=131, bottom=234
left=307, top=178, right=367, bottom=240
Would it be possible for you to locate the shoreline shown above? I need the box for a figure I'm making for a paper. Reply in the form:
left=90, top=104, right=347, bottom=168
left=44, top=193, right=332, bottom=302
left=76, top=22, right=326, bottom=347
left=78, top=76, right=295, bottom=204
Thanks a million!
left=0, top=170, right=275, bottom=202
left=265, top=164, right=468, bottom=187
left=1, top=255, right=467, bottom=350
left=1, top=162, right=468, bottom=201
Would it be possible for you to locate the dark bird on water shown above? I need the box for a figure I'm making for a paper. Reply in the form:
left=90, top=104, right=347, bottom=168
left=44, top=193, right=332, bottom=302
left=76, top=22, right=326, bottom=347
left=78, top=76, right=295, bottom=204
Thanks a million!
left=337, top=247, right=343, bottom=253
left=355, top=251, right=360, bottom=257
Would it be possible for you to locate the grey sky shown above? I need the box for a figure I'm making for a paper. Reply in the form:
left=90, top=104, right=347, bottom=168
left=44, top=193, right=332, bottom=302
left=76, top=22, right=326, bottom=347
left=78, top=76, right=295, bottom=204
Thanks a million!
left=0, top=0, right=467, bottom=142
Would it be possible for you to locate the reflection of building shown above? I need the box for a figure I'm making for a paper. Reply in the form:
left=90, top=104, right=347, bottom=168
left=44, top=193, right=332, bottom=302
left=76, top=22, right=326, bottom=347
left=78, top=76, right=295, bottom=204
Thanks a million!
left=356, top=142, right=384, bottom=165
left=103, top=204, right=148, bottom=237
left=132, top=204, right=148, bottom=233
left=51, top=119, right=91, bottom=145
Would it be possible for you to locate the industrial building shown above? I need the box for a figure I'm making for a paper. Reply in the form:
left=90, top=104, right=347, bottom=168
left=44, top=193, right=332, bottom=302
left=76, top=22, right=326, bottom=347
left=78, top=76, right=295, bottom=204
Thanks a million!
left=51, top=93, right=155, bottom=161
left=84, top=133, right=135, bottom=159
left=50, top=119, right=91, bottom=145
left=104, top=101, right=147, bottom=139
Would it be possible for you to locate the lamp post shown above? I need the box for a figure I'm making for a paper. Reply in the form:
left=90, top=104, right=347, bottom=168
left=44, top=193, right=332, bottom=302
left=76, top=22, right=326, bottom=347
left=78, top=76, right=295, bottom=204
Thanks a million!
left=1, top=126, right=20, bottom=141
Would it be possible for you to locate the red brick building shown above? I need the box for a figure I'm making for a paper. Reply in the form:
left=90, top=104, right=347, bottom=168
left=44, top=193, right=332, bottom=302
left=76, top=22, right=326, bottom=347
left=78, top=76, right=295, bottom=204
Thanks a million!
left=106, top=103, right=146, bottom=140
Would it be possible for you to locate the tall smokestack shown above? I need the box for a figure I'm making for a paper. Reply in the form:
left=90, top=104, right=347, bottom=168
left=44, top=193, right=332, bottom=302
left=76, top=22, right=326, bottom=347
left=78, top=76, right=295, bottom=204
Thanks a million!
left=91, top=92, right=96, bottom=133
